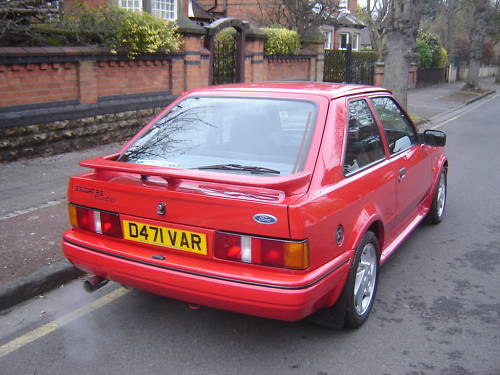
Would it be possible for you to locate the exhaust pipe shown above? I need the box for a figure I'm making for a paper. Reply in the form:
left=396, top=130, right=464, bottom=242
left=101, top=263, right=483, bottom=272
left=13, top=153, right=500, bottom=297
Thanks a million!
left=83, top=275, right=108, bottom=293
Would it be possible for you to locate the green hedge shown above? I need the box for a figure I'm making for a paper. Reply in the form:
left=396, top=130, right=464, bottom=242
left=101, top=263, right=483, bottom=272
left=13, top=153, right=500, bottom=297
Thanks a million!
left=261, top=27, right=301, bottom=56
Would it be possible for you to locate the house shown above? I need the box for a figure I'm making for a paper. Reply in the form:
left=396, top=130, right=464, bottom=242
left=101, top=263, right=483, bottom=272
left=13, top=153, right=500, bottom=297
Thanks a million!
left=191, top=0, right=366, bottom=50
left=63, top=0, right=180, bottom=20
left=319, top=0, right=365, bottom=51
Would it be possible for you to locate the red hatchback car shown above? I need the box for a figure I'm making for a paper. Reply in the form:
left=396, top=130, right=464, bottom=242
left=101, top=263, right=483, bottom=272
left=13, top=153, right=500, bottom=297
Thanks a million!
left=62, top=82, right=447, bottom=328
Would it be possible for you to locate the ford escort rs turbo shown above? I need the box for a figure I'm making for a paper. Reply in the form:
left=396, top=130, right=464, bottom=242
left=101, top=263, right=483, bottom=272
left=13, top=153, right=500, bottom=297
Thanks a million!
left=62, top=82, right=447, bottom=328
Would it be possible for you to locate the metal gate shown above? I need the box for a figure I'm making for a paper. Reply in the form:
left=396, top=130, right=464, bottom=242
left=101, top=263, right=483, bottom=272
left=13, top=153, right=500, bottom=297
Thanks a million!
left=205, top=19, right=248, bottom=86
left=324, top=47, right=378, bottom=85
left=213, top=35, right=236, bottom=85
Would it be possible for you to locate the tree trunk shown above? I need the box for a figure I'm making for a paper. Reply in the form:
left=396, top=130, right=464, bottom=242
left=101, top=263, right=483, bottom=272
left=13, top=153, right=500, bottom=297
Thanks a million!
left=464, top=0, right=489, bottom=90
left=496, top=63, right=500, bottom=84
left=383, top=35, right=412, bottom=107
left=381, top=0, right=423, bottom=109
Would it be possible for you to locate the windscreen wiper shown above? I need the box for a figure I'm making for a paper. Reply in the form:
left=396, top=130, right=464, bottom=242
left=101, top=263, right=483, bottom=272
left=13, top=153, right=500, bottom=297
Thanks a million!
left=194, top=163, right=280, bottom=175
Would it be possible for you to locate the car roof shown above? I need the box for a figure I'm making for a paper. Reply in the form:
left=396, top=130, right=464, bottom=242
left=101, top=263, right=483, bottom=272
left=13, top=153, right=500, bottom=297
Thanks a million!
left=188, top=82, right=391, bottom=99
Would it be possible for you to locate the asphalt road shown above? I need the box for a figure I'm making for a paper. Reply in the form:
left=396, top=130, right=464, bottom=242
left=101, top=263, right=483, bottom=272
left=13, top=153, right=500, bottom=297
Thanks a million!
left=1, top=94, right=499, bottom=375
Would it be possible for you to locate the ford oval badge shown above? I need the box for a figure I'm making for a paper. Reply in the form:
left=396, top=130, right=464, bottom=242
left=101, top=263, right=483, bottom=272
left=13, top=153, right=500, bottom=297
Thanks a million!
left=253, top=214, right=278, bottom=225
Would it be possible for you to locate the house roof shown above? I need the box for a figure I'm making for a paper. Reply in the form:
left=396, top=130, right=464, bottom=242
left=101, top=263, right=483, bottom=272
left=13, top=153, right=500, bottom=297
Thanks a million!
left=189, top=0, right=214, bottom=20
left=335, top=11, right=365, bottom=28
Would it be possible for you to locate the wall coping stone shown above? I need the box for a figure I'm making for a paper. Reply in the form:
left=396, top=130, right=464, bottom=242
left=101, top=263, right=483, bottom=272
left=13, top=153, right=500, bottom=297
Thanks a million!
left=176, top=16, right=207, bottom=35
left=265, top=52, right=316, bottom=60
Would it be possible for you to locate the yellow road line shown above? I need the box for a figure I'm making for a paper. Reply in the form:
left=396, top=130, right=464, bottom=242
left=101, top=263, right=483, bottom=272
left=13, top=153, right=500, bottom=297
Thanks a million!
left=432, top=115, right=459, bottom=129
left=0, top=287, right=129, bottom=358
left=432, top=93, right=499, bottom=129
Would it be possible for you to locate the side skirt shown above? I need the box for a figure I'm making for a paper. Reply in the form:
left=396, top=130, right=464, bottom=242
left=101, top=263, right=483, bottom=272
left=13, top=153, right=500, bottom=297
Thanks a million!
left=380, top=208, right=426, bottom=265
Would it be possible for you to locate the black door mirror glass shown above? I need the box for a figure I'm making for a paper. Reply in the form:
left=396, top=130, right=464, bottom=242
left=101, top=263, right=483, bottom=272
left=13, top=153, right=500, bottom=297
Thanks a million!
left=423, top=130, right=446, bottom=147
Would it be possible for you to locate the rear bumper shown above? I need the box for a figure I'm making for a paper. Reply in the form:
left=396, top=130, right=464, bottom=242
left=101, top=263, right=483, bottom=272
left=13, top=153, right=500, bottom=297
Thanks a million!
left=62, top=236, right=351, bottom=321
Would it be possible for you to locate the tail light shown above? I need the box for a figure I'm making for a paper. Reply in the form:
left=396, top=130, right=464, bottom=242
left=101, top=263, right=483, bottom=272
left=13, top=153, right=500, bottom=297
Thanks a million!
left=68, top=204, right=122, bottom=238
left=215, top=232, right=309, bottom=270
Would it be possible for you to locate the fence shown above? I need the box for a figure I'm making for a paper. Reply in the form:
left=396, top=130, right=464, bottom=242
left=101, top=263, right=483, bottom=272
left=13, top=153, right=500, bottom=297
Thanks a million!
left=323, top=48, right=378, bottom=85
left=416, top=68, right=445, bottom=88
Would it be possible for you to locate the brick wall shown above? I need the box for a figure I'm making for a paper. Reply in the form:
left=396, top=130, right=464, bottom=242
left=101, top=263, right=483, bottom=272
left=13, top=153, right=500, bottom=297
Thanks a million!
left=264, top=56, right=311, bottom=81
left=0, top=62, right=79, bottom=107
left=0, top=46, right=209, bottom=109
left=96, top=60, right=173, bottom=98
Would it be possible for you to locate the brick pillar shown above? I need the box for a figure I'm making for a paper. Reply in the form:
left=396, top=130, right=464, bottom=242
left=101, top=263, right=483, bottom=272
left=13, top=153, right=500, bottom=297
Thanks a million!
left=301, top=41, right=325, bottom=82
left=78, top=60, right=98, bottom=104
left=183, top=34, right=208, bottom=91
left=170, top=57, right=185, bottom=96
left=175, top=16, right=207, bottom=91
left=373, top=62, right=385, bottom=87
left=408, top=63, right=418, bottom=89
left=246, top=38, right=265, bottom=82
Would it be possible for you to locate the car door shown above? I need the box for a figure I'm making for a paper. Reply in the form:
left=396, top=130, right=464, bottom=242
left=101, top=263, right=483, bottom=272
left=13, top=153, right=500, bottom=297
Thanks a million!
left=341, top=98, right=399, bottom=236
left=370, top=96, right=432, bottom=230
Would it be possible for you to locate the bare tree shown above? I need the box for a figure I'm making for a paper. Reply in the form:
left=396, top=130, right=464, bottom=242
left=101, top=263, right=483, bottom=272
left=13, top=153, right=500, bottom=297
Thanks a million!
left=0, top=0, right=62, bottom=45
left=363, top=0, right=389, bottom=57
left=381, top=0, right=423, bottom=108
left=255, top=0, right=339, bottom=39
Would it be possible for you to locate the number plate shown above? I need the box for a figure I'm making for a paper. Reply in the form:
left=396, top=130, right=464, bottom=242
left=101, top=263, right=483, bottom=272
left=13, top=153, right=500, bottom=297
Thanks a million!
left=122, top=220, right=207, bottom=255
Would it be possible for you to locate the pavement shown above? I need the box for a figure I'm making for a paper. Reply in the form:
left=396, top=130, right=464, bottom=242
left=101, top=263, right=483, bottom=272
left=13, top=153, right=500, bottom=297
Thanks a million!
left=0, top=77, right=497, bottom=312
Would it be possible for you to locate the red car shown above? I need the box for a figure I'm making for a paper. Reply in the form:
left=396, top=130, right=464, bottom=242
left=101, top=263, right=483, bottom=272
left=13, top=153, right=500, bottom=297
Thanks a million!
left=62, top=82, right=447, bottom=328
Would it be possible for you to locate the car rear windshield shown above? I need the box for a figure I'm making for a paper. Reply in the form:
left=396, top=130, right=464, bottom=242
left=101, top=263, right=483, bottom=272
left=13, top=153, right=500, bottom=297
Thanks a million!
left=118, top=97, right=317, bottom=176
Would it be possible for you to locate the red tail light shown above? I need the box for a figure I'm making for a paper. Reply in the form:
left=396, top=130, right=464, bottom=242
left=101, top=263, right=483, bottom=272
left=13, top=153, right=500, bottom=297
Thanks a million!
left=215, top=232, right=309, bottom=270
left=68, top=204, right=122, bottom=238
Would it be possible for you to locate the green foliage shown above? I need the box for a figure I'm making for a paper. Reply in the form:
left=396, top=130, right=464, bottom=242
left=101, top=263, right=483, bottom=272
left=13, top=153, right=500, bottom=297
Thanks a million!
left=215, top=27, right=236, bottom=45
left=261, top=28, right=301, bottom=56
left=416, top=39, right=433, bottom=69
left=436, top=47, right=448, bottom=68
left=113, top=10, right=180, bottom=57
left=0, top=3, right=180, bottom=58
left=52, top=5, right=126, bottom=46
left=416, top=29, right=446, bottom=69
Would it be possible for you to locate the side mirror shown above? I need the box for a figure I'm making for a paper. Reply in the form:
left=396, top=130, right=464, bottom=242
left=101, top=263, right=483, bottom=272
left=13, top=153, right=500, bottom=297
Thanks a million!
left=421, top=129, right=446, bottom=147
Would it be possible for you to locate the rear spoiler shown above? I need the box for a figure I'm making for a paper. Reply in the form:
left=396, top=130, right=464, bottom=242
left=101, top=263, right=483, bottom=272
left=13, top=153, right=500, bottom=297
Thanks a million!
left=80, top=154, right=312, bottom=196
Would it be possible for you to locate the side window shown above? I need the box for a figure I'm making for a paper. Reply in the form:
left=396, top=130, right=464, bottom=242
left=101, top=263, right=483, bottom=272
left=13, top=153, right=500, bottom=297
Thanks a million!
left=343, top=99, right=386, bottom=175
left=371, top=97, right=417, bottom=154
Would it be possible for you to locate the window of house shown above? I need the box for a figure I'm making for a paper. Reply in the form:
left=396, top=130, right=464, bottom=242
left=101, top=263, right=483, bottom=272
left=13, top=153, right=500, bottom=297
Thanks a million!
left=152, top=0, right=177, bottom=20
left=339, top=33, right=349, bottom=50
left=323, top=31, right=333, bottom=50
left=119, top=0, right=143, bottom=12
left=351, top=34, right=359, bottom=51
left=339, top=0, right=348, bottom=9
left=371, top=97, right=417, bottom=155
left=343, top=99, right=386, bottom=175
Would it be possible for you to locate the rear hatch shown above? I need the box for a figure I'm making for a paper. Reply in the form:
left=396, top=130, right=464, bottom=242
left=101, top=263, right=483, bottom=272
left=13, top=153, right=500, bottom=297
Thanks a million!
left=66, top=92, right=326, bottom=273
left=69, top=154, right=312, bottom=239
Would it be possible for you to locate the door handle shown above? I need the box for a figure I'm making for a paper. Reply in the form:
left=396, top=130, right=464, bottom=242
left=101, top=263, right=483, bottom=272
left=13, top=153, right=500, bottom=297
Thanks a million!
left=398, top=168, right=407, bottom=182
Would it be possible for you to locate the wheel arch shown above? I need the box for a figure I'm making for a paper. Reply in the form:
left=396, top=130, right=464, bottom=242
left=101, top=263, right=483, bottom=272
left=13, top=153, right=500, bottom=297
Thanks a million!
left=347, top=204, right=385, bottom=258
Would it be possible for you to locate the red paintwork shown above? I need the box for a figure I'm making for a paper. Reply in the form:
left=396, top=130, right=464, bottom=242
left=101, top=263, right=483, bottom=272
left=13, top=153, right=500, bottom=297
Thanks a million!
left=62, top=82, right=447, bottom=321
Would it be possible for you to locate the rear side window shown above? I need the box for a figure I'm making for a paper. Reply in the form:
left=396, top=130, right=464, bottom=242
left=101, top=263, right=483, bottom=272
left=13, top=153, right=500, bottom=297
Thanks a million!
left=343, top=99, right=385, bottom=175
left=371, top=97, right=417, bottom=155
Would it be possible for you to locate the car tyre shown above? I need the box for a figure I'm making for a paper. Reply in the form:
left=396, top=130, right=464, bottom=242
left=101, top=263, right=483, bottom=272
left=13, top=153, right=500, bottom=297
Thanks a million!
left=310, top=231, right=379, bottom=329
left=424, top=169, right=447, bottom=225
